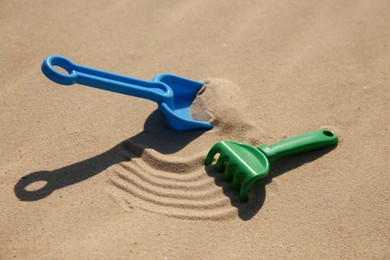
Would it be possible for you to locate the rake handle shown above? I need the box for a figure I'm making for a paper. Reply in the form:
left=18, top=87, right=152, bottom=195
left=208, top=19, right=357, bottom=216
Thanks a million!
left=258, top=129, right=338, bottom=162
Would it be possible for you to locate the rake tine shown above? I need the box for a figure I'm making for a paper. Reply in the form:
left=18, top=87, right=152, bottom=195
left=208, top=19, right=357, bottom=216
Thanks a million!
left=215, top=156, right=229, bottom=172
left=224, top=163, right=237, bottom=182
left=232, top=171, right=246, bottom=190
left=239, top=176, right=264, bottom=201
left=204, top=144, right=221, bottom=166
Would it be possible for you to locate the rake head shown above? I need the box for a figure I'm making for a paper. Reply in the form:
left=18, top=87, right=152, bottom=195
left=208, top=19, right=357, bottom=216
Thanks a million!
left=205, top=140, right=270, bottom=201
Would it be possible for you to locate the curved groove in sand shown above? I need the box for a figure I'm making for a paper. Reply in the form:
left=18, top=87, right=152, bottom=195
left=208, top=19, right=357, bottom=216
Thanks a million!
left=119, top=142, right=206, bottom=173
left=139, top=149, right=206, bottom=173
left=109, top=177, right=230, bottom=210
left=127, top=198, right=237, bottom=221
left=112, top=169, right=222, bottom=200
left=115, top=166, right=216, bottom=192
left=119, top=161, right=207, bottom=182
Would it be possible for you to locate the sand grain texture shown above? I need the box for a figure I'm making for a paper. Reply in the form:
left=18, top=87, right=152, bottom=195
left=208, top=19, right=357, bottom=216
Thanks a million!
left=1, top=0, right=389, bottom=259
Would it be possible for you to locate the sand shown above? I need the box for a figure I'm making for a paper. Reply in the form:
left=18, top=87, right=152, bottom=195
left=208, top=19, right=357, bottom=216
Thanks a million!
left=1, top=0, right=389, bottom=258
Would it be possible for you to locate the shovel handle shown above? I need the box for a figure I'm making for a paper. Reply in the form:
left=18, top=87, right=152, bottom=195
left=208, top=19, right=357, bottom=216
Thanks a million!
left=258, top=129, right=338, bottom=161
left=41, top=55, right=172, bottom=103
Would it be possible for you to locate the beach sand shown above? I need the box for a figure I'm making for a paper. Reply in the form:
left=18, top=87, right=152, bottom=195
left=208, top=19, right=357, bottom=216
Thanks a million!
left=1, top=0, right=389, bottom=258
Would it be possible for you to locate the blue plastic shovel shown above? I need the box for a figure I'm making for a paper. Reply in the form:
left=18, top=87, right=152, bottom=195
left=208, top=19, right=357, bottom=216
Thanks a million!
left=41, top=55, right=212, bottom=131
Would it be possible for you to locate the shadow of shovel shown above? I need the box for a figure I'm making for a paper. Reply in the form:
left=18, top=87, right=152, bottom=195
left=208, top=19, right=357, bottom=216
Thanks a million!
left=15, top=110, right=205, bottom=201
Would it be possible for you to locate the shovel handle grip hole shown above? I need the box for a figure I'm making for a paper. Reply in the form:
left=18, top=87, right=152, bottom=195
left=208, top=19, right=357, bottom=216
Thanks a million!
left=42, top=56, right=77, bottom=85
left=323, top=130, right=334, bottom=137
left=53, top=65, right=73, bottom=76
left=47, top=56, right=76, bottom=76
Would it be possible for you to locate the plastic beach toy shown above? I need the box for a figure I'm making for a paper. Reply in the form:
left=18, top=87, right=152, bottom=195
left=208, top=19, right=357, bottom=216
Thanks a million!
left=41, top=55, right=213, bottom=131
left=205, top=129, right=338, bottom=201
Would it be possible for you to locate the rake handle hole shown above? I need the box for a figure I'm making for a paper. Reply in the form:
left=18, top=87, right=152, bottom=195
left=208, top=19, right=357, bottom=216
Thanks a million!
left=323, top=130, right=334, bottom=137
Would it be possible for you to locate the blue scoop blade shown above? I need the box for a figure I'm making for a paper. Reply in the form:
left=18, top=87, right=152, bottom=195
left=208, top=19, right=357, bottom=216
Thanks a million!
left=154, top=73, right=212, bottom=130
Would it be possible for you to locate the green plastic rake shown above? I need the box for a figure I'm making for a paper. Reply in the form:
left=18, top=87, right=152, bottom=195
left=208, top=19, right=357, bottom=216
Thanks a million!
left=205, top=129, right=338, bottom=201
